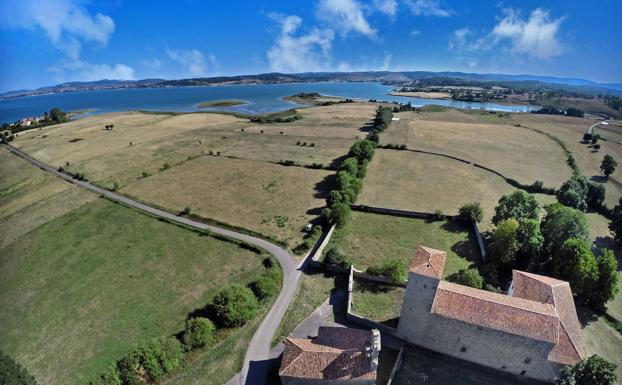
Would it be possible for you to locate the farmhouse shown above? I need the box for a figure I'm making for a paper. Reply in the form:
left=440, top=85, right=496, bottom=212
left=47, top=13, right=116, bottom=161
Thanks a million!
left=279, top=326, right=381, bottom=385
left=397, top=246, right=585, bottom=383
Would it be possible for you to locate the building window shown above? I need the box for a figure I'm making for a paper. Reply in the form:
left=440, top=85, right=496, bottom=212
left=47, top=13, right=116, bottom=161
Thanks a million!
left=524, top=358, right=531, bottom=364
left=460, top=346, right=467, bottom=353
left=520, top=370, right=527, bottom=376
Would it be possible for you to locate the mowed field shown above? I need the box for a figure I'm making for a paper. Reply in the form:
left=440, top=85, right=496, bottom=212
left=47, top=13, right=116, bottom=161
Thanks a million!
left=0, top=148, right=96, bottom=248
left=122, top=155, right=332, bottom=248
left=10, top=102, right=376, bottom=248
left=0, top=197, right=269, bottom=385
left=381, top=109, right=572, bottom=188
left=358, top=149, right=515, bottom=228
left=326, top=211, right=480, bottom=277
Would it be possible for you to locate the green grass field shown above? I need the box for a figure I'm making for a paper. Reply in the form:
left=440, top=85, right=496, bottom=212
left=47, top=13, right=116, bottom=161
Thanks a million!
left=0, top=198, right=270, bottom=385
left=326, top=211, right=480, bottom=277
left=351, top=279, right=405, bottom=327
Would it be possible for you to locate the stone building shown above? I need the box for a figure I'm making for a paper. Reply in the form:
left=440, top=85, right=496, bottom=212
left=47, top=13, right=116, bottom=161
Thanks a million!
left=279, top=326, right=381, bottom=385
left=397, top=246, right=585, bottom=383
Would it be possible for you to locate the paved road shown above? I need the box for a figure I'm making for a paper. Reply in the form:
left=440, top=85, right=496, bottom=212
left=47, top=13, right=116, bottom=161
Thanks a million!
left=2, top=143, right=307, bottom=385
left=587, top=119, right=611, bottom=135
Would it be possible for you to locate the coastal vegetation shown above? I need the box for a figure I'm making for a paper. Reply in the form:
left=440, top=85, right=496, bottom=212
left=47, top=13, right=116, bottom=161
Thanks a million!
left=197, top=99, right=247, bottom=108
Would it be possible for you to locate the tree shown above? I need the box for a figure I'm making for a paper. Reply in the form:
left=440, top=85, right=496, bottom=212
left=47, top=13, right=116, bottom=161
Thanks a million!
left=0, top=351, right=38, bottom=385
left=552, top=238, right=597, bottom=299
left=252, top=268, right=282, bottom=302
left=183, top=317, right=216, bottom=350
left=339, top=157, right=359, bottom=177
left=327, top=203, right=351, bottom=227
left=458, top=202, right=483, bottom=223
left=325, top=247, right=352, bottom=268
left=348, top=139, right=376, bottom=163
left=592, top=134, right=600, bottom=145
left=587, top=183, right=606, bottom=209
left=541, top=203, right=590, bottom=259
left=450, top=268, right=484, bottom=289
left=492, top=190, right=539, bottom=225
left=326, top=190, right=344, bottom=207
left=492, top=219, right=520, bottom=266
left=600, top=154, right=617, bottom=178
left=589, top=249, right=620, bottom=312
left=557, top=174, right=589, bottom=211
left=516, top=218, right=544, bottom=269
left=366, top=259, right=407, bottom=284
left=558, top=355, right=617, bottom=385
left=609, top=197, right=622, bottom=243
left=49, top=107, right=67, bottom=123
left=212, top=285, right=258, bottom=327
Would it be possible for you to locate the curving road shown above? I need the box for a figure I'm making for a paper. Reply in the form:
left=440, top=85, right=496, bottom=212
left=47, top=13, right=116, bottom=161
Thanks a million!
left=2, top=143, right=307, bottom=385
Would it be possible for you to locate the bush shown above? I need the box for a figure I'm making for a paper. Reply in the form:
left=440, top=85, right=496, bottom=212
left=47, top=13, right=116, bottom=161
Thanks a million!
left=558, top=355, right=617, bottom=385
left=458, top=202, right=483, bottom=223
left=88, top=365, right=121, bottom=385
left=181, top=206, right=191, bottom=216
left=0, top=351, right=38, bottom=385
left=183, top=317, right=216, bottom=350
left=118, top=337, right=184, bottom=385
left=212, top=285, right=258, bottom=327
left=252, top=267, right=282, bottom=302
left=450, top=268, right=484, bottom=289
left=366, top=259, right=407, bottom=284
left=325, top=247, right=352, bottom=268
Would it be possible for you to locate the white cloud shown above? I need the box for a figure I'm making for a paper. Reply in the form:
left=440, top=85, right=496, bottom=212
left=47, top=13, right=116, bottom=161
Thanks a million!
left=1, top=0, right=134, bottom=82
left=410, top=29, right=421, bottom=37
left=448, top=28, right=471, bottom=51
left=166, top=48, right=209, bottom=76
left=267, top=14, right=335, bottom=73
left=373, top=0, right=398, bottom=17
left=404, top=0, right=450, bottom=17
left=316, top=0, right=377, bottom=38
left=492, top=8, right=564, bottom=60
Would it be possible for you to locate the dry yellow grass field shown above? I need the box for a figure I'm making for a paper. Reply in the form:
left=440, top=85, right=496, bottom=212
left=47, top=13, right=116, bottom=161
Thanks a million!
left=382, top=109, right=572, bottom=188
left=510, top=113, right=622, bottom=207
left=122, top=155, right=332, bottom=248
left=0, top=149, right=96, bottom=248
left=358, top=149, right=515, bottom=229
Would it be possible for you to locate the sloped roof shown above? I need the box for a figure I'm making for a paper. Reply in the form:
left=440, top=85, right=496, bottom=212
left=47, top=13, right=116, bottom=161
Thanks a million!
left=512, top=271, right=585, bottom=364
left=409, top=246, right=447, bottom=279
left=279, top=327, right=377, bottom=380
left=432, top=280, right=561, bottom=343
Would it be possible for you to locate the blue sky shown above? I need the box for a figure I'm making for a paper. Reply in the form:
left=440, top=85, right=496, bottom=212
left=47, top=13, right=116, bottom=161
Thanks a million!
left=1, top=0, right=621, bottom=92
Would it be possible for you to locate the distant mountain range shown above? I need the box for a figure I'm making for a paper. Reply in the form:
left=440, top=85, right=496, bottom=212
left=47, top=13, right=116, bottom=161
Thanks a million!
left=2, top=71, right=621, bottom=99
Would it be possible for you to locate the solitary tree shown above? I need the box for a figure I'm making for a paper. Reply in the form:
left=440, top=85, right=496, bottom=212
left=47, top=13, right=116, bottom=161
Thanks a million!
left=558, top=355, right=617, bottom=385
left=183, top=317, right=215, bottom=350
left=601, top=154, right=617, bottom=178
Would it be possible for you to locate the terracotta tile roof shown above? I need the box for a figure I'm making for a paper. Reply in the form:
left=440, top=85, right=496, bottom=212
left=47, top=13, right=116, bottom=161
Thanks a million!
left=512, top=271, right=585, bottom=364
left=409, top=246, right=447, bottom=279
left=279, top=327, right=377, bottom=380
left=431, top=281, right=561, bottom=343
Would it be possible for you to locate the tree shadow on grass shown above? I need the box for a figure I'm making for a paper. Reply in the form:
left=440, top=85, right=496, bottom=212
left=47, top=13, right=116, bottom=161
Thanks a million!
left=358, top=122, right=375, bottom=133
left=328, top=154, right=350, bottom=170
left=593, top=236, right=622, bottom=273
left=313, top=172, right=337, bottom=199
left=354, top=279, right=396, bottom=294
left=441, top=220, right=467, bottom=234
left=590, top=175, right=608, bottom=183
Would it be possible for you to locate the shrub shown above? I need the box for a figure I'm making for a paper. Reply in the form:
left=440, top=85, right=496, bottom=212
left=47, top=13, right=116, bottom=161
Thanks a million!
left=450, top=268, right=484, bottom=289
left=432, top=209, right=444, bottom=221
left=181, top=206, right=191, bottom=216
left=183, top=317, right=216, bottom=350
left=88, top=365, right=121, bottom=385
left=0, top=351, right=38, bottom=385
left=118, top=337, right=184, bottom=384
left=252, top=267, right=282, bottom=302
left=458, top=202, right=483, bottom=223
left=163, top=163, right=170, bottom=170
left=141, top=171, right=151, bottom=178
left=212, top=285, right=258, bottom=327
left=366, top=259, right=407, bottom=284
left=558, top=355, right=617, bottom=385
left=325, top=247, right=352, bottom=268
